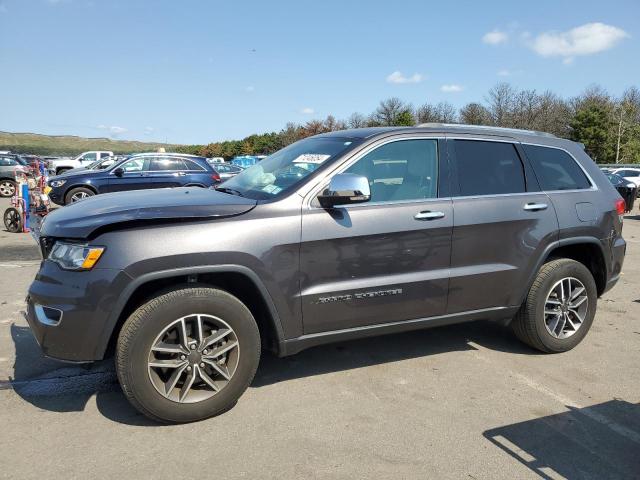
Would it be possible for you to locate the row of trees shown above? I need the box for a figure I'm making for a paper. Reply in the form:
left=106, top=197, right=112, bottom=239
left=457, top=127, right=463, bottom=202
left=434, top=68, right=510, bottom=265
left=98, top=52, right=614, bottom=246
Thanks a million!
left=193, top=83, right=640, bottom=164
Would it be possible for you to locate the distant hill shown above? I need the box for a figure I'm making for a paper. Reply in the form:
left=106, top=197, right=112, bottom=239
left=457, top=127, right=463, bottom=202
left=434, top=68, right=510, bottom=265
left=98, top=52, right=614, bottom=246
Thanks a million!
left=0, top=131, right=189, bottom=156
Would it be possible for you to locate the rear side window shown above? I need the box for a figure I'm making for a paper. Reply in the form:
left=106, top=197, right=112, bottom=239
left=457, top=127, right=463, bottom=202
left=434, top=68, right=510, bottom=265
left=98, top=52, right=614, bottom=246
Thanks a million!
left=453, top=140, right=525, bottom=196
left=523, top=144, right=591, bottom=191
left=0, top=157, right=18, bottom=166
left=183, top=159, right=206, bottom=171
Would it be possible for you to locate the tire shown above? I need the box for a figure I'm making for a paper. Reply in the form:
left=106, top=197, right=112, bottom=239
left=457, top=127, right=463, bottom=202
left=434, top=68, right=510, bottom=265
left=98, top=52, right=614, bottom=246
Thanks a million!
left=64, top=187, right=95, bottom=204
left=3, top=207, right=22, bottom=233
left=512, top=259, right=597, bottom=353
left=0, top=179, right=16, bottom=198
left=116, top=287, right=261, bottom=423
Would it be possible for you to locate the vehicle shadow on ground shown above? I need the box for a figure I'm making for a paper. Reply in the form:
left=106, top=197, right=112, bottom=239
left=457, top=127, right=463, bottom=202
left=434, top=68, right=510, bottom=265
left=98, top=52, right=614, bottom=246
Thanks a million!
left=10, top=320, right=539, bottom=426
left=484, top=399, right=640, bottom=480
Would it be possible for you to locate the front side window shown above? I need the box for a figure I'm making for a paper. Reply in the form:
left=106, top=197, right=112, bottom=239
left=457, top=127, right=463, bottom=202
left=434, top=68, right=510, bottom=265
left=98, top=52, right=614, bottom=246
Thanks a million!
left=0, top=157, right=18, bottom=166
left=453, top=140, right=525, bottom=196
left=343, top=139, right=438, bottom=202
left=523, top=144, right=591, bottom=191
left=81, top=152, right=97, bottom=162
left=221, top=137, right=360, bottom=200
left=119, top=157, right=147, bottom=172
left=619, top=170, right=640, bottom=177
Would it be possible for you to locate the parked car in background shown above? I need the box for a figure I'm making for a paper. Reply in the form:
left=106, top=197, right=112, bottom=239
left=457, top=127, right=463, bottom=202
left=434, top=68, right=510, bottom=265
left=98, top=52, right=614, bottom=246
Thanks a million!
left=231, top=155, right=261, bottom=168
left=606, top=173, right=637, bottom=212
left=47, top=152, right=220, bottom=205
left=47, top=151, right=114, bottom=176
left=62, top=154, right=127, bottom=175
left=611, top=168, right=640, bottom=192
left=207, top=157, right=225, bottom=164
left=212, top=163, right=243, bottom=181
left=26, top=125, right=626, bottom=423
left=0, top=154, right=30, bottom=197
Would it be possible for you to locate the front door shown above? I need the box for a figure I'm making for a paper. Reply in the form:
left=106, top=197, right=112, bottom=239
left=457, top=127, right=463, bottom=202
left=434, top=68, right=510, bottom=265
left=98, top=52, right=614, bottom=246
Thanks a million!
left=300, top=137, right=453, bottom=334
left=446, top=138, right=559, bottom=313
left=105, top=156, right=151, bottom=192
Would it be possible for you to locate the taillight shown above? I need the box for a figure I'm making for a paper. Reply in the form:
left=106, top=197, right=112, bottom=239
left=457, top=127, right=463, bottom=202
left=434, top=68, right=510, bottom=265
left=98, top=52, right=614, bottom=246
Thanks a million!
left=211, top=172, right=221, bottom=182
left=615, top=198, right=625, bottom=215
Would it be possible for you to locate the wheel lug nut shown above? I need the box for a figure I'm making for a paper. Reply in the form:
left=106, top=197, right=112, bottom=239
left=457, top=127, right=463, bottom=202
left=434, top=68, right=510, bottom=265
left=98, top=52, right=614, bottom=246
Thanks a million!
left=203, top=349, right=208, bottom=355
left=180, top=355, right=186, bottom=360
left=186, top=366, right=192, bottom=371
left=200, top=362, right=205, bottom=368
left=190, top=344, right=196, bottom=350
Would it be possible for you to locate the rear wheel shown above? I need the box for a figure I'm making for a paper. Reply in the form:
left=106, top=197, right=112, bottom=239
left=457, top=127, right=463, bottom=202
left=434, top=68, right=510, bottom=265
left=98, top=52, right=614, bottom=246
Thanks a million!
left=116, top=287, right=261, bottom=423
left=0, top=180, right=16, bottom=198
left=3, top=207, right=22, bottom=233
left=65, top=187, right=94, bottom=204
left=512, top=259, right=597, bottom=353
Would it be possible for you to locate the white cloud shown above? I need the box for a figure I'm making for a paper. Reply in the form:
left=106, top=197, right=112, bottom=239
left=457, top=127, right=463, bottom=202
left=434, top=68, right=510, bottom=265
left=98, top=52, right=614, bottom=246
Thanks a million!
left=483, top=29, right=508, bottom=45
left=245, top=86, right=255, bottom=92
left=440, top=84, right=464, bottom=93
left=386, top=71, right=424, bottom=84
left=300, top=107, right=315, bottom=114
left=144, top=126, right=154, bottom=135
left=97, top=125, right=127, bottom=136
left=497, top=69, right=511, bottom=76
left=529, top=22, right=629, bottom=62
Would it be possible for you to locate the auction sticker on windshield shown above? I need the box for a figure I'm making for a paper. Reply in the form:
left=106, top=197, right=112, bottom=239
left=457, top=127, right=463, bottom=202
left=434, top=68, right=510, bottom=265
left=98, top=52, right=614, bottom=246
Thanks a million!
left=293, top=154, right=331, bottom=164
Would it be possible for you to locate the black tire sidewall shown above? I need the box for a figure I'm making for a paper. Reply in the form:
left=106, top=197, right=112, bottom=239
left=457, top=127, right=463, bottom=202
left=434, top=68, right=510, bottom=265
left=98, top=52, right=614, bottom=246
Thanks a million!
left=532, top=261, right=597, bottom=352
left=118, top=288, right=260, bottom=423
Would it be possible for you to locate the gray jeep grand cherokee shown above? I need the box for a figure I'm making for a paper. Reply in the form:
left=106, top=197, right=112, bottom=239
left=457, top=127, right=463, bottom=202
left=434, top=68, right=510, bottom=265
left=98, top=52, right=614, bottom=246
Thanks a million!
left=26, top=124, right=626, bottom=423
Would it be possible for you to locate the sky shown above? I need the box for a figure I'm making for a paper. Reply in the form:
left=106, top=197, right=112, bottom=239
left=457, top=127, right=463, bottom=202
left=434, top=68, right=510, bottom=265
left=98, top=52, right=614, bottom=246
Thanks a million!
left=1, top=0, right=639, bottom=145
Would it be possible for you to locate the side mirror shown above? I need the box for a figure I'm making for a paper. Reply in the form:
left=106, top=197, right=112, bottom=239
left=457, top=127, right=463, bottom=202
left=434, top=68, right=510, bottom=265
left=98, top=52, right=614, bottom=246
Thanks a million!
left=113, top=167, right=124, bottom=177
left=317, top=173, right=371, bottom=208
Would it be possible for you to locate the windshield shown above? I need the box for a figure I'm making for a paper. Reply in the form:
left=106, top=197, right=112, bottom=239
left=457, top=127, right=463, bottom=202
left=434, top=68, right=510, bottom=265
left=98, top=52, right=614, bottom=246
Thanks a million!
left=220, top=137, right=360, bottom=200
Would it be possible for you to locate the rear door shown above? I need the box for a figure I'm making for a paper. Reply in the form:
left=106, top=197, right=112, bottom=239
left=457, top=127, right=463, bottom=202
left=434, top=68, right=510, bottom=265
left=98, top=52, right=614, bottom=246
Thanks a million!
left=147, top=157, right=188, bottom=188
left=446, top=137, right=559, bottom=313
left=300, top=137, right=453, bottom=333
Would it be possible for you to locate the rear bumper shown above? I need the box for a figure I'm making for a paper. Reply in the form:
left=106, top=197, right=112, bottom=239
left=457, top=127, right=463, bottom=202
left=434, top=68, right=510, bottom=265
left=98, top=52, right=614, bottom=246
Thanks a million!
left=25, top=261, right=132, bottom=362
left=603, top=235, right=626, bottom=295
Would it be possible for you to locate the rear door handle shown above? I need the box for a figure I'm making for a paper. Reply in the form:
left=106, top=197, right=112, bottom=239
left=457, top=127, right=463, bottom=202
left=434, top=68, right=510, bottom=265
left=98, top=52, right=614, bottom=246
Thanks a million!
left=523, top=202, right=548, bottom=211
left=414, top=211, right=445, bottom=221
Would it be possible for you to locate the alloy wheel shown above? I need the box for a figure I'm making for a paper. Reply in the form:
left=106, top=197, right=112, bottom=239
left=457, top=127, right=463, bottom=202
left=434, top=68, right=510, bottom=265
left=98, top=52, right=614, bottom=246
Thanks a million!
left=147, top=314, right=240, bottom=403
left=0, top=181, right=15, bottom=197
left=70, top=191, right=90, bottom=202
left=544, top=277, right=588, bottom=339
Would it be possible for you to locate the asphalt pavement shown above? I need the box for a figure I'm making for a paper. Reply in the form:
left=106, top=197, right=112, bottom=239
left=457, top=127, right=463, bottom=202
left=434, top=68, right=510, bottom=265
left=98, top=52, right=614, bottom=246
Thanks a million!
left=1, top=196, right=639, bottom=479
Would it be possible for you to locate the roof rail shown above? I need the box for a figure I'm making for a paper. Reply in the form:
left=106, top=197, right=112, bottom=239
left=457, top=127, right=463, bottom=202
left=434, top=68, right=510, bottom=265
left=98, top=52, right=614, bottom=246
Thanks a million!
left=416, top=123, right=557, bottom=138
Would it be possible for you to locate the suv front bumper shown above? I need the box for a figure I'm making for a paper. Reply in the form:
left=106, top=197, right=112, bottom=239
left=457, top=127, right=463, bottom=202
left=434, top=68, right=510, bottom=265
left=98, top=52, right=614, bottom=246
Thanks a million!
left=25, top=261, right=132, bottom=362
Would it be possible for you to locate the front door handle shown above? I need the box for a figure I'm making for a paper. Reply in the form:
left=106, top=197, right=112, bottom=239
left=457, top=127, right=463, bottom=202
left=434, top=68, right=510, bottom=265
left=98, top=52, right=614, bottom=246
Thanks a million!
left=414, top=211, right=445, bottom=221
left=523, top=202, right=548, bottom=211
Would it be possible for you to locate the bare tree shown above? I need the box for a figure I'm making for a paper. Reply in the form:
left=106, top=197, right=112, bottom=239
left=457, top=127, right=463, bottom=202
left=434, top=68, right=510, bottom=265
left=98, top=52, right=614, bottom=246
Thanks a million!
left=347, top=112, right=368, bottom=129
left=372, top=97, right=410, bottom=126
left=459, top=102, right=492, bottom=125
left=416, top=101, right=458, bottom=124
left=486, top=82, right=516, bottom=127
left=614, top=86, right=640, bottom=163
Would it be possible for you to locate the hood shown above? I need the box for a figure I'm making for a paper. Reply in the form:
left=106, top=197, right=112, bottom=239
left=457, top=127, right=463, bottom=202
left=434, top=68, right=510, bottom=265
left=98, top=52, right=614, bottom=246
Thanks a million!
left=51, top=168, right=101, bottom=180
left=40, top=187, right=257, bottom=238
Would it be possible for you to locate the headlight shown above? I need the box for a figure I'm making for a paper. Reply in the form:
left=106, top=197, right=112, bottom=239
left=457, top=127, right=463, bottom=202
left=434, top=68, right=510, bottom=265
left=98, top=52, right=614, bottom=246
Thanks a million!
left=627, top=183, right=635, bottom=188
left=50, top=179, right=66, bottom=187
left=48, top=242, right=105, bottom=270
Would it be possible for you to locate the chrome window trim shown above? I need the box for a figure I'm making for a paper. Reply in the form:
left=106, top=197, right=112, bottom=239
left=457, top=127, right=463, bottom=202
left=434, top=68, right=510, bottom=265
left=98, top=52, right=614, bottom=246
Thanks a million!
left=303, top=135, right=443, bottom=210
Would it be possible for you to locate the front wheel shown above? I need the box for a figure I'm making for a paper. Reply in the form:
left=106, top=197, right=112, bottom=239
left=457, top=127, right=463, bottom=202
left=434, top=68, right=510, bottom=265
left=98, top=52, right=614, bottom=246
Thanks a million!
left=116, top=287, right=261, bottom=423
left=65, top=187, right=95, bottom=204
left=512, top=259, right=597, bottom=353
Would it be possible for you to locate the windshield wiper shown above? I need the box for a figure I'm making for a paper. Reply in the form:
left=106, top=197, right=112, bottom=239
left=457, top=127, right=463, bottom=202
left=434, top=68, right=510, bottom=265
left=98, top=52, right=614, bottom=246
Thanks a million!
left=215, top=186, right=245, bottom=197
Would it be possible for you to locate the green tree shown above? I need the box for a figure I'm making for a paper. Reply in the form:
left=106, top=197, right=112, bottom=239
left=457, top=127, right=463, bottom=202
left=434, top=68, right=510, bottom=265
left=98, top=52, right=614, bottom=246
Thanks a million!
left=570, top=103, right=612, bottom=163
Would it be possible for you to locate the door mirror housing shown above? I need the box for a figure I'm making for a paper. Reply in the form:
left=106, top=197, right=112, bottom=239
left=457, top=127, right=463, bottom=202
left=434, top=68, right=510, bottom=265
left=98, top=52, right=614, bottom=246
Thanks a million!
left=113, top=167, right=124, bottom=177
left=317, top=173, right=371, bottom=208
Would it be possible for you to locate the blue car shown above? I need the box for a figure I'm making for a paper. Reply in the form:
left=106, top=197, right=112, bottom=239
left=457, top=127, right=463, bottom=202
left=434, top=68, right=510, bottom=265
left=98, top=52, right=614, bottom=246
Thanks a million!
left=231, top=155, right=261, bottom=168
left=47, top=153, right=220, bottom=205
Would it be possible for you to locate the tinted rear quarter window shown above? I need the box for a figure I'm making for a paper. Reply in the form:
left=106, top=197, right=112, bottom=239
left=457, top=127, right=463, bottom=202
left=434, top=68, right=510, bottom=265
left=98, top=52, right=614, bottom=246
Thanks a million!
left=523, top=144, right=591, bottom=191
left=453, top=140, right=525, bottom=196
